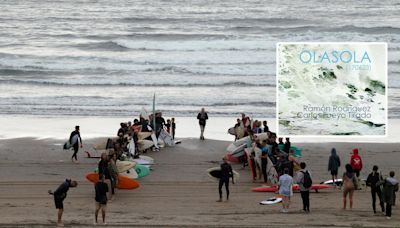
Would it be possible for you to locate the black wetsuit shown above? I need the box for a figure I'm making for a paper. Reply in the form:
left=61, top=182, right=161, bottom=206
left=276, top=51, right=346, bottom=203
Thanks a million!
left=69, top=130, right=82, bottom=161
left=366, top=172, right=384, bottom=213
left=219, top=162, right=233, bottom=200
left=53, top=179, right=71, bottom=209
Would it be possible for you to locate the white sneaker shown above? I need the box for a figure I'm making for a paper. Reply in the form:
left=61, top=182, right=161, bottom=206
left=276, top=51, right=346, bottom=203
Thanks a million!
left=386, top=216, right=391, bottom=220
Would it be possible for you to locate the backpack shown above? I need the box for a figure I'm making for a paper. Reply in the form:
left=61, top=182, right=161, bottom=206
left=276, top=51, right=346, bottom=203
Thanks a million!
left=301, top=171, right=312, bottom=188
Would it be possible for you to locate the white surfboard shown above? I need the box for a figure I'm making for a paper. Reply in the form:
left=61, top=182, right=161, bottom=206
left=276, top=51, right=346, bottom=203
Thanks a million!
left=138, top=155, right=154, bottom=163
left=138, top=140, right=154, bottom=151
left=260, top=197, right=283, bottom=205
left=267, top=156, right=278, bottom=184
left=138, top=132, right=152, bottom=140
left=116, top=160, right=136, bottom=173
left=120, top=168, right=139, bottom=179
left=322, top=179, right=343, bottom=185
left=159, top=129, right=174, bottom=146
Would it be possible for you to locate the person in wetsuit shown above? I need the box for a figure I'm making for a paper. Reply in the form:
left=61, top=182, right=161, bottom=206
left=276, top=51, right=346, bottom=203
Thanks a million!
left=70, top=126, right=82, bottom=163
left=366, top=165, right=384, bottom=214
left=217, top=157, right=234, bottom=202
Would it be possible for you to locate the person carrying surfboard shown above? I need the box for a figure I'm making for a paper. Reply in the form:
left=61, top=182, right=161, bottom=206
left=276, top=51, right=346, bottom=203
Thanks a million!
left=69, top=126, right=82, bottom=163
left=48, top=179, right=78, bottom=227
left=217, top=157, right=234, bottom=202
left=197, top=108, right=208, bottom=140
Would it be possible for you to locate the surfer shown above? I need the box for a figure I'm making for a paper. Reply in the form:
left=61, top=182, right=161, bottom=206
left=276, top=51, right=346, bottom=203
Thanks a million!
left=283, top=138, right=291, bottom=153
left=382, top=171, right=398, bottom=219
left=342, top=164, right=358, bottom=210
left=69, top=126, right=82, bottom=163
left=262, top=120, right=269, bottom=133
left=328, top=148, right=341, bottom=188
left=217, top=157, right=234, bottom=202
left=197, top=108, right=208, bottom=140
left=350, top=148, right=363, bottom=178
left=296, top=162, right=311, bottom=213
left=260, top=140, right=269, bottom=183
left=171, top=118, right=176, bottom=139
left=366, top=165, right=384, bottom=214
left=278, top=168, right=293, bottom=213
left=48, top=179, right=78, bottom=227
left=98, top=153, right=114, bottom=201
left=94, top=175, right=109, bottom=225
left=108, top=152, right=118, bottom=198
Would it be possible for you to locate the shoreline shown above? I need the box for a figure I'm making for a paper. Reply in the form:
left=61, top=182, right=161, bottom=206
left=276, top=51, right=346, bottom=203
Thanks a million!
left=2, top=116, right=400, bottom=143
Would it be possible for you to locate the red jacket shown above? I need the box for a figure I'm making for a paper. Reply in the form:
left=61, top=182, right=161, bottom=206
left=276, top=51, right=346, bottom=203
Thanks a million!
left=350, top=148, right=363, bottom=171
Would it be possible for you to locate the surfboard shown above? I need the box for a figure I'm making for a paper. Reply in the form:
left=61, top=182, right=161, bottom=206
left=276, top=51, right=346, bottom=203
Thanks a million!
left=138, top=132, right=152, bottom=140
left=254, top=147, right=262, bottom=173
left=116, top=160, right=136, bottom=173
left=260, top=196, right=283, bottom=205
left=252, top=184, right=332, bottom=192
left=138, top=140, right=154, bottom=152
left=120, top=168, right=139, bottom=179
left=138, top=155, right=154, bottom=163
left=266, top=156, right=279, bottom=184
left=159, top=129, right=174, bottom=146
left=228, top=127, right=236, bottom=135
left=322, top=179, right=343, bottom=186
left=86, top=172, right=140, bottom=190
left=63, top=141, right=72, bottom=150
left=224, top=153, right=240, bottom=163
left=226, top=136, right=248, bottom=157
left=132, top=158, right=153, bottom=167
left=245, top=148, right=256, bottom=180
left=135, top=164, right=150, bottom=178
left=85, top=151, right=101, bottom=158
left=207, top=167, right=239, bottom=182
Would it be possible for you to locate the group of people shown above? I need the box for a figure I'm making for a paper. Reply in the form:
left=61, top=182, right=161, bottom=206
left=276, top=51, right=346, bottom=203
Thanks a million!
left=328, top=148, right=399, bottom=219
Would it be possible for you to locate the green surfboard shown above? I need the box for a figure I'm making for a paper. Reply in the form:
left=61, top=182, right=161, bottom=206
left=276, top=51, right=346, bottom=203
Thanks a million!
left=135, top=164, right=150, bottom=178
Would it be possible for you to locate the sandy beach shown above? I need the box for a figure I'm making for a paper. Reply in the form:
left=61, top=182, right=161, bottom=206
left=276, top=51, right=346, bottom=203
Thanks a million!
left=0, top=137, right=399, bottom=227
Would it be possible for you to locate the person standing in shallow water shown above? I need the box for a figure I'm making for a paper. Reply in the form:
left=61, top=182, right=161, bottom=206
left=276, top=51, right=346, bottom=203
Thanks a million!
left=197, top=108, right=208, bottom=140
left=70, top=126, right=82, bottom=163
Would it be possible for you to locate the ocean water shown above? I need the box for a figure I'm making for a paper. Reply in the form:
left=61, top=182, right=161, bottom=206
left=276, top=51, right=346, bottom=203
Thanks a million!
left=0, top=0, right=400, bottom=119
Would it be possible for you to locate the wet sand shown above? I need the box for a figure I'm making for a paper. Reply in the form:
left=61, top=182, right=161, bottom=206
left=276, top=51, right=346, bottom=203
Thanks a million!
left=0, top=138, right=399, bottom=227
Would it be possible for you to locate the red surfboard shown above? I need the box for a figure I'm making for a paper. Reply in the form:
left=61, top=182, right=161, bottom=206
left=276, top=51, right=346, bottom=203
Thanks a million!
left=252, top=184, right=332, bottom=192
left=224, top=153, right=240, bottom=163
left=245, top=149, right=256, bottom=180
left=86, top=172, right=140, bottom=190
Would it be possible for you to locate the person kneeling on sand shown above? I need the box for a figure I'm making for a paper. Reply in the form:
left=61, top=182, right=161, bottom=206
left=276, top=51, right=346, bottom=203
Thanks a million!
left=95, top=175, right=109, bottom=225
left=48, top=179, right=78, bottom=227
left=217, top=157, right=234, bottom=202
left=278, top=168, right=293, bottom=213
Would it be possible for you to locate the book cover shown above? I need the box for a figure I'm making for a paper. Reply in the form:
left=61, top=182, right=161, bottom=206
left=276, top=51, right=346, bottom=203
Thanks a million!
left=277, top=42, right=387, bottom=136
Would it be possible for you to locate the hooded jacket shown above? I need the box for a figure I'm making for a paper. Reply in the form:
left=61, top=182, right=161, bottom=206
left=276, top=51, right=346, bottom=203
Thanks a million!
left=383, top=177, right=399, bottom=205
left=328, top=148, right=341, bottom=171
left=350, top=148, right=363, bottom=171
